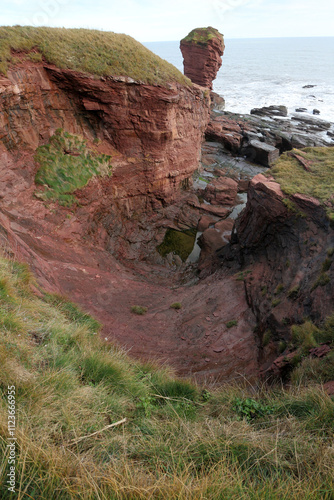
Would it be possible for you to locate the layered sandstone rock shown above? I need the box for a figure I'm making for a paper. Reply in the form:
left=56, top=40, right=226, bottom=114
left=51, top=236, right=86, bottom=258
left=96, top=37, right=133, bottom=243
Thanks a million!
left=220, top=172, right=334, bottom=376
left=180, top=27, right=224, bottom=89
left=0, top=63, right=210, bottom=216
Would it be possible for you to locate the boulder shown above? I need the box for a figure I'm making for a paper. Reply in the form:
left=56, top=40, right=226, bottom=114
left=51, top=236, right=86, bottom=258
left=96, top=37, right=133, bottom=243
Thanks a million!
left=245, top=140, right=279, bottom=167
left=198, top=218, right=234, bottom=270
left=198, top=215, right=217, bottom=232
left=204, top=177, right=238, bottom=206
left=210, top=91, right=225, bottom=111
left=250, top=105, right=288, bottom=118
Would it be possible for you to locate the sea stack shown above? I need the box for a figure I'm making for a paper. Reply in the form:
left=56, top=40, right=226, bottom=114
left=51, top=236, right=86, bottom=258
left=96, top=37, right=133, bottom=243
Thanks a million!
left=180, top=27, right=225, bottom=89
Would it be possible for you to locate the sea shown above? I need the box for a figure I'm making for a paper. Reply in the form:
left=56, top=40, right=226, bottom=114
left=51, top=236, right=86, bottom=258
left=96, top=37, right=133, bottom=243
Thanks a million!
left=144, top=37, right=334, bottom=123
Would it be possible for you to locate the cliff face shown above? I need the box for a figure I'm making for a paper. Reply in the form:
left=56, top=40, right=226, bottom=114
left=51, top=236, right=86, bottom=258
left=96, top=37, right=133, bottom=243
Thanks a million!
left=0, top=63, right=210, bottom=215
left=180, top=27, right=224, bottom=89
left=222, top=171, right=334, bottom=374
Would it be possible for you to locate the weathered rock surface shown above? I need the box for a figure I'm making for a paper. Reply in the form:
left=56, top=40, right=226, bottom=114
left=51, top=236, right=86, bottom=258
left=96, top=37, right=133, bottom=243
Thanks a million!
left=203, top=177, right=238, bottom=205
left=251, top=105, right=288, bottom=118
left=198, top=218, right=234, bottom=272
left=220, top=172, right=334, bottom=376
left=0, top=64, right=210, bottom=217
left=180, top=27, right=224, bottom=89
left=206, top=109, right=334, bottom=159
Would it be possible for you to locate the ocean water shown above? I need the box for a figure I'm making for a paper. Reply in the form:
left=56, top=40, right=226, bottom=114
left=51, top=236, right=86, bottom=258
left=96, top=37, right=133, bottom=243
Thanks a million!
left=144, top=37, right=334, bottom=122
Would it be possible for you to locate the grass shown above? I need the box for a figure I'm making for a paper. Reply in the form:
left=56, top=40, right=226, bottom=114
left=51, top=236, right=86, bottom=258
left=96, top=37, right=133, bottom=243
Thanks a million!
left=170, top=302, right=182, bottom=310
left=0, top=26, right=190, bottom=86
left=226, top=320, right=238, bottom=328
left=1, top=253, right=334, bottom=498
left=181, top=27, right=224, bottom=47
left=131, top=305, right=148, bottom=315
left=311, top=272, right=331, bottom=291
left=288, top=285, right=300, bottom=300
left=34, top=129, right=112, bottom=206
left=270, top=147, right=334, bottom=220
left=288, top=315, right=334, bottom=384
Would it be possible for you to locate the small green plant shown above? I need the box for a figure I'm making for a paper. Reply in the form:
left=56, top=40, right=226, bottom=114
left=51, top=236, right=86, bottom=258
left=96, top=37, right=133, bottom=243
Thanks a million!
left=322, top=258, right=332, bottom=272
left=311, top=273, right=330, bottom=291
left=261, top=285, right=267, bottom=296
left=262, top=330, right=272, bottom=347
left=131, top=305, right=148, bottom=315
left=170, top=302, right=182, bottom=310
left=232, top=398, right=274, bottom=422
left=274, top=284, right=285, bottom=295
left=136, top=396, right=155, bottom=417
left=287, top=285, right=300, bottom=300
left=226, top=320, right=238, bottom=328
left=235, top=269, right=252, bottom=281
left=282, top=198, right=299, bottom=213
left=279, top=340, right=287, bottom=353
left=271, top=298, right=281, bottom=308
left=327, top=247, right=334, bottom=257
left=291, top=321, right=318, bottom=352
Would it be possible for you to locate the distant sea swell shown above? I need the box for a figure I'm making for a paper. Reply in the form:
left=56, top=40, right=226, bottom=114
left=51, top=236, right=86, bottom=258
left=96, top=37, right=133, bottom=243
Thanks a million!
left=144, top=37, right=334, bottom=122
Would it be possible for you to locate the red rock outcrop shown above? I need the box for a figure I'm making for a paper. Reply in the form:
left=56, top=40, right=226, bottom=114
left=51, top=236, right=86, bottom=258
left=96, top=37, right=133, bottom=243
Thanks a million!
left=0, top=62, right=210, bottom=216
left=180, top=27, right=224, bottom=89
left=219, top=173, right=334, bottom=376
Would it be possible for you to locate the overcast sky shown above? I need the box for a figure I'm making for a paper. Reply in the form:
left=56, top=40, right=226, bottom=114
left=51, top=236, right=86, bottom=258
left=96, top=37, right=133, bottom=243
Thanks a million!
left=1, top=0, right=333, bottom=42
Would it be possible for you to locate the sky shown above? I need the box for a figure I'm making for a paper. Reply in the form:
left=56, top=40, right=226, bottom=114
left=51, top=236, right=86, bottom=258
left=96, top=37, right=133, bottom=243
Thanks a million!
left=1, top=0, right=333, bottom=42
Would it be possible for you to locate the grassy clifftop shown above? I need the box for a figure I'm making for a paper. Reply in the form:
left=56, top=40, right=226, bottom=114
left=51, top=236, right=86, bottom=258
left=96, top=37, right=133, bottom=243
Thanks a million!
left=0, top=26, right=190, bottom=85
left=0, top=253, right=334, bottom=498
left=181, top=27, right=224, bottom=46
left=270, top=147, right=334, bottom=220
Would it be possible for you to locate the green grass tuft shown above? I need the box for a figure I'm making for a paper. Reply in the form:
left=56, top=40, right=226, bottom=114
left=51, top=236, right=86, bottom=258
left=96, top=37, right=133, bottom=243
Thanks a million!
left=0, top=25, right=190, bottom=86
left=170, top=302, right=182, bottom=310
left=131, top=305, right=148, bottom=315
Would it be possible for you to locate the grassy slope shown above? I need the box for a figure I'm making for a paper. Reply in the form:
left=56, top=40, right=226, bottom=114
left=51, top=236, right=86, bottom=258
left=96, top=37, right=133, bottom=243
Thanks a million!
left=270, top=147, right=334, bottom=220
left=0, top=254, right=334, bottom=498
left=0, top=26, right=190, bottom=86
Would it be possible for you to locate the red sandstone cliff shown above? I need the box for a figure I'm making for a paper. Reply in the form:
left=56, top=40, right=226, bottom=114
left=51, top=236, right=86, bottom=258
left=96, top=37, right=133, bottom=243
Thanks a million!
left=180, top=27, right=224, bottom=89
left=0, top=62, right=210, bottom=216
